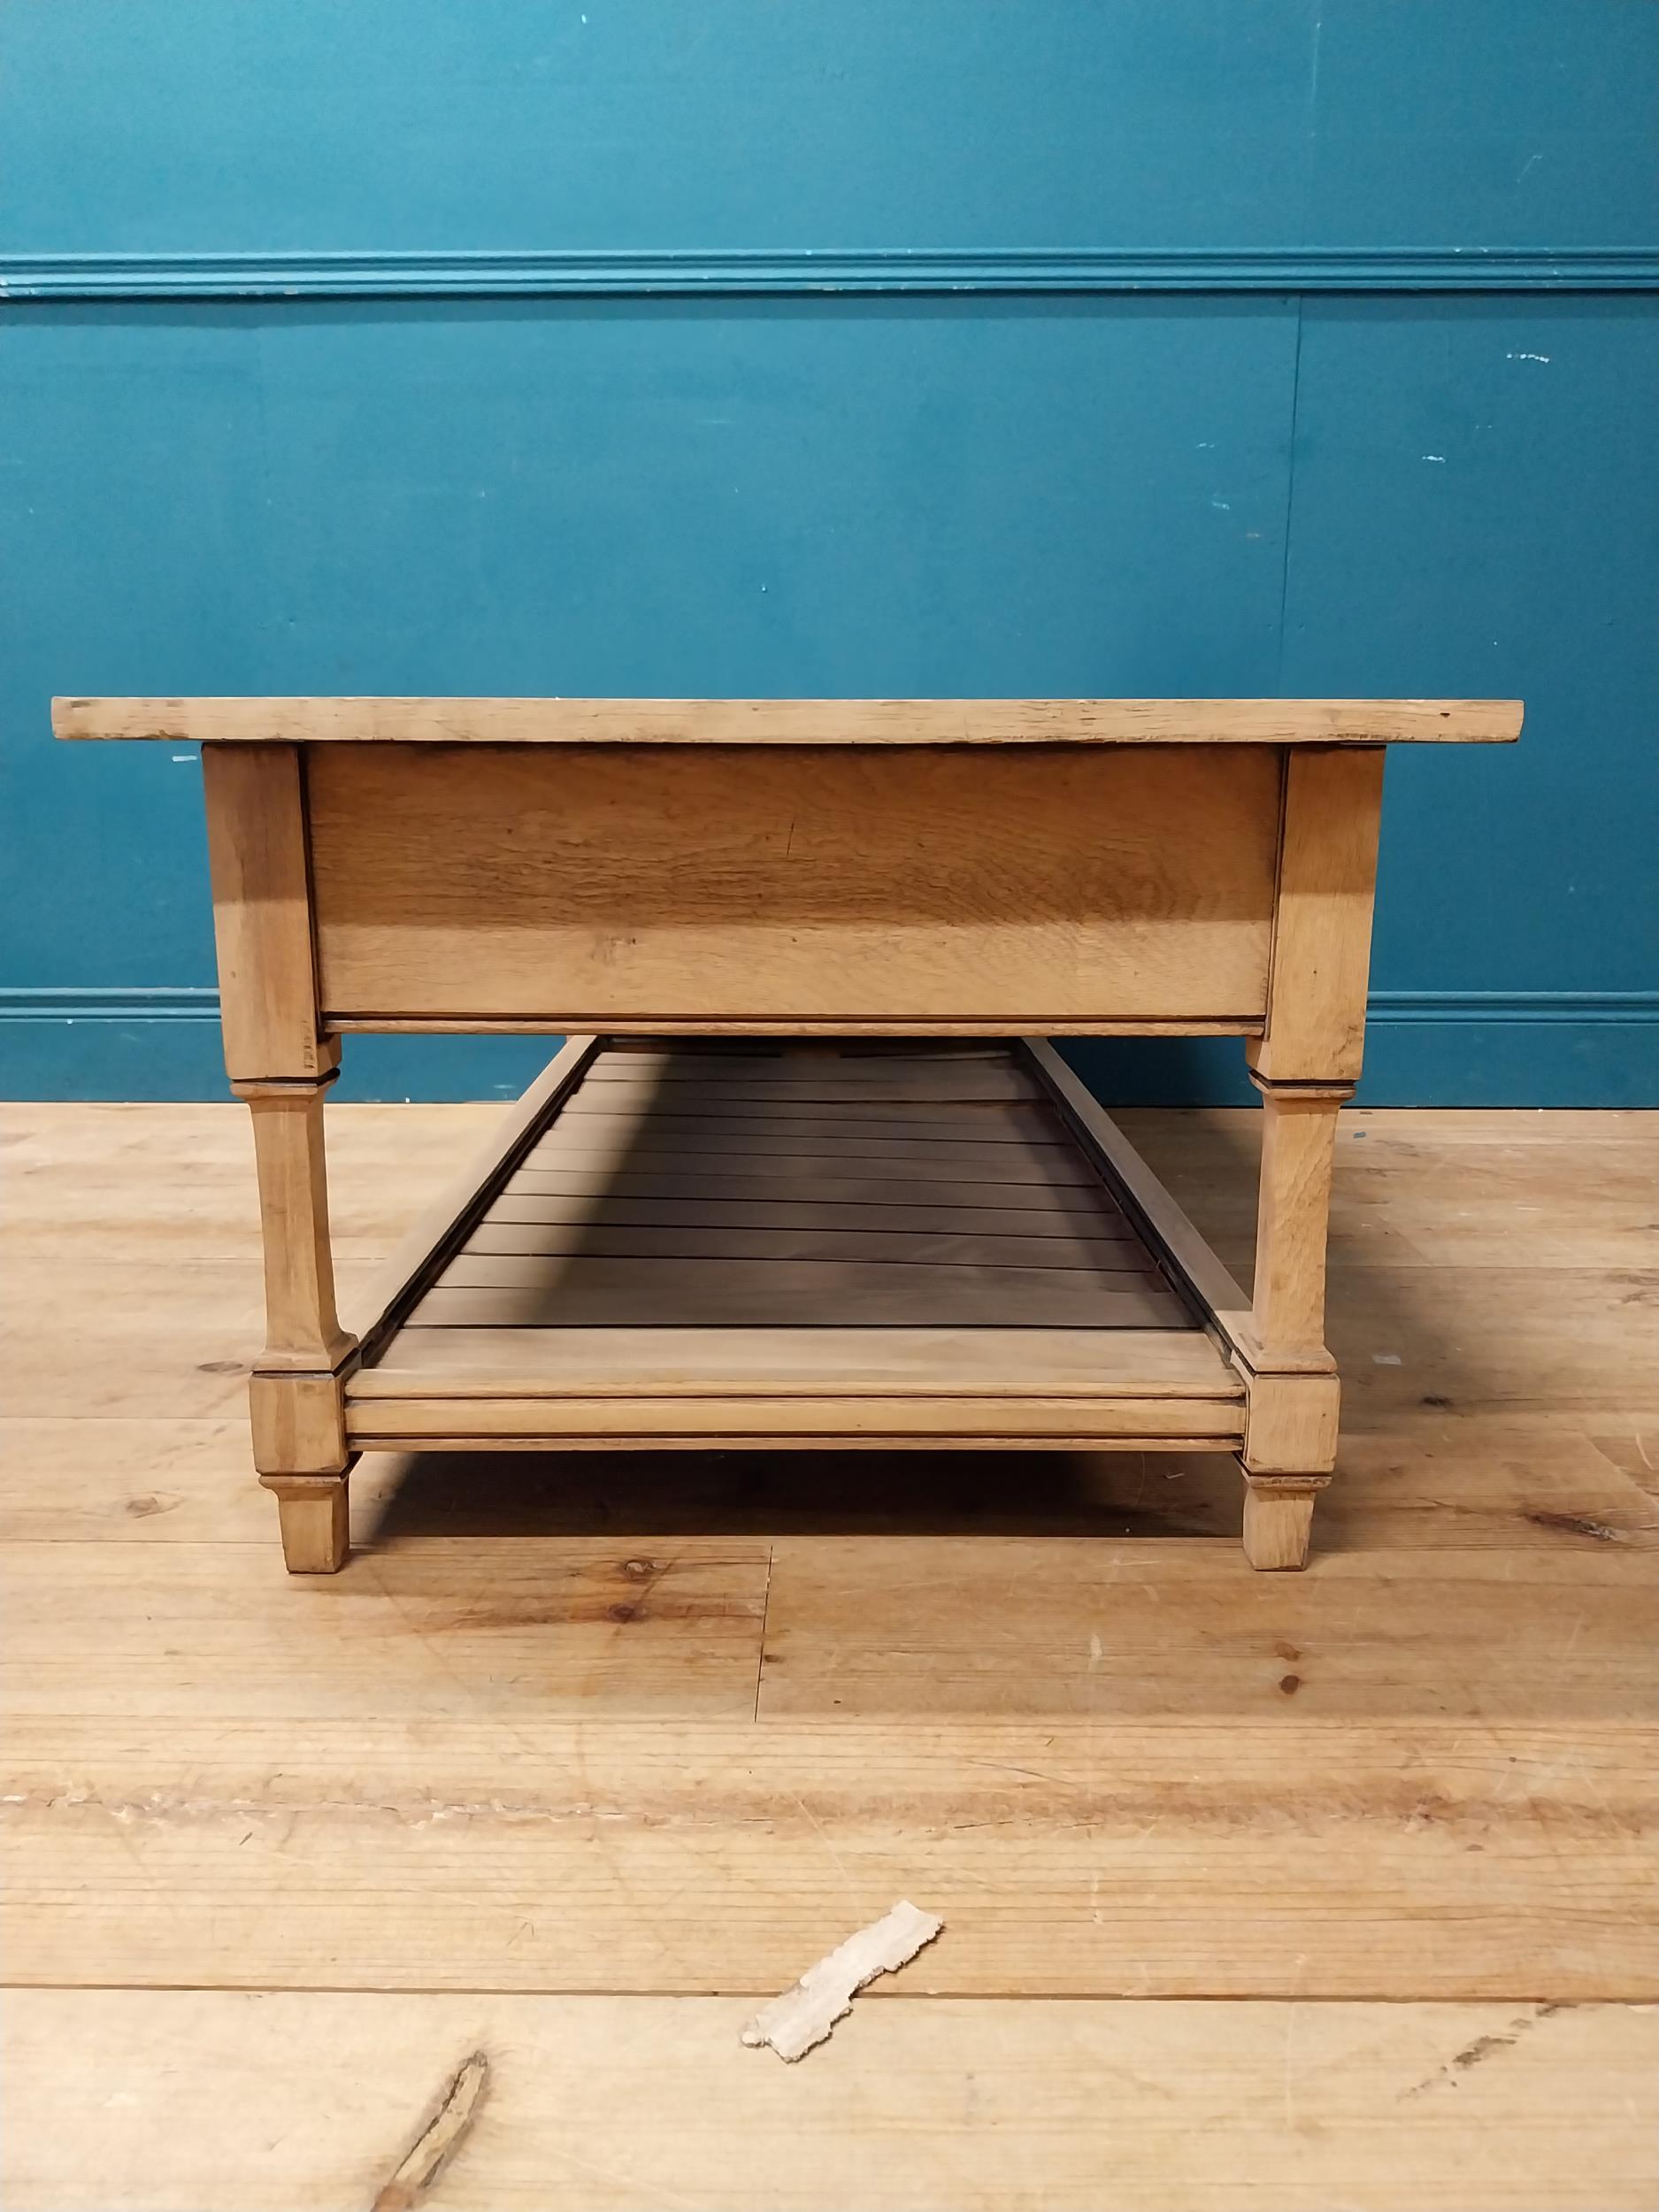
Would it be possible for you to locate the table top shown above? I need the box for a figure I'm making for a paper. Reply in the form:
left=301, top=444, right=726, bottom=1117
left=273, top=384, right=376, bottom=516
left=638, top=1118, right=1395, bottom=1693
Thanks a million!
left=54, top=696, right=1523, bottom=747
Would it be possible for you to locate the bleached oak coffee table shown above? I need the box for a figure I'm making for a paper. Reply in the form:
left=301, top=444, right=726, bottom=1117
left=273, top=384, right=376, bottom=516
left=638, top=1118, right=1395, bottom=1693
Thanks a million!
left=58, top=696, right=1518, bottom=1573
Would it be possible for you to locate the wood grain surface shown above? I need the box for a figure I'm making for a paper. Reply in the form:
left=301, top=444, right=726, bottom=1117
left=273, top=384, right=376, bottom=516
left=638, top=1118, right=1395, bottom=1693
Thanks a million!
left=306, top=744, right=1279, bottom=1022
left=2, top=1990, right=1642, bottom=2212
left=54, top=694, right=1525, bottom=746
left=1, top=1093, right=1649, bottom=2211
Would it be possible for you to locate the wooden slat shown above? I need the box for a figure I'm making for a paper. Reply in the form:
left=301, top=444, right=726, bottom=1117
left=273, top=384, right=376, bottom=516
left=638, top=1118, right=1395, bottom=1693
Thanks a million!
left=3, top=1705, right=1644, bottom=1995
left=484, top=1188, right=1127, bottom=1237
left=406, top=1263, right=1186, bottom=1331
left=54, top=695, right=1525, bottom=745
left=515, top=1142, right=1103, bottom=1187
left=345, top=1397, right=1245, bottom=1445
left=354, top=1263, right=1656, bottom=1419
left=505, top=1164, right=1120, bottom=1210
left=463, top=1221, right=1144, bottom=1268
left=343, top=1436, right=1243, bottom=1454
left=603, top=1043, right=1018, bottom=1064
left=351, top=1036, right=602, bottom=1356
left=602, top=1043, right=1015, bottom=1064
left=579, top=1061, right=1045, bottom=1102
left=557, top=1102, right=1068, bottom=1141
left=437, top=1249, right=1161, bottom=1294
left=440, top=1249, right=1160, bottom=1288
left=2, top=1989, right=1645, bottom=2212
left=352, top=1325, right=1233, bottom=1397
left=527, top=1129, right=1090, bottom=1178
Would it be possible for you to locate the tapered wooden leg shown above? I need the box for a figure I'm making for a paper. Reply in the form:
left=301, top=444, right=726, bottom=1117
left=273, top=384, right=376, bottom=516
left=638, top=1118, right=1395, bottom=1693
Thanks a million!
left=234, top=1073, right=358, bottom=1570
left=1234, top=1077, right=1350, bottom=1566
left=239, top=1078, right=357, bottom=1374
left=1241, top=1475, right=1323, bottom=1571
left=260, top=1473, right=349, bottom=1574
left=1247, top=1082, right=1346, bottom=1361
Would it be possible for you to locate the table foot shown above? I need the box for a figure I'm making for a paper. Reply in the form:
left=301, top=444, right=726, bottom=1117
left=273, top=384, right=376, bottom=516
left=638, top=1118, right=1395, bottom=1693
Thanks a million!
left=1240, top=1474, right=1322, bottom=1571
left=258, top=1472, right=350, bottom=1573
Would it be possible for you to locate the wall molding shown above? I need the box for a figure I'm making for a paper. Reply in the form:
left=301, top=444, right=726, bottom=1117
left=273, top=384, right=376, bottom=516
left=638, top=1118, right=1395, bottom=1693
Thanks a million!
left=0, top=987, right=221, bottom=1023
left=3, top=247, right=1656, bottom=302
left=9, top=987, right=1649, bottom=1103
left=4, top=986, right=1654, bottom=1025
left=1366, top=990, right=1658, bottom=1026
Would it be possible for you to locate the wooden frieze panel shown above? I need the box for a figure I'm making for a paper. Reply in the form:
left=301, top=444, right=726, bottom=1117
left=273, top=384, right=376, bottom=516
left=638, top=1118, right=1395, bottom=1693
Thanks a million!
left=307, top=742, right=1280, bottom=1028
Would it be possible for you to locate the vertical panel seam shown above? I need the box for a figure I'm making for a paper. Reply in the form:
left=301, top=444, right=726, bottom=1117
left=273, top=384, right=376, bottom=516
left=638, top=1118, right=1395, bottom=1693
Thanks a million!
left=1273, top=296, right=1306, bottom=694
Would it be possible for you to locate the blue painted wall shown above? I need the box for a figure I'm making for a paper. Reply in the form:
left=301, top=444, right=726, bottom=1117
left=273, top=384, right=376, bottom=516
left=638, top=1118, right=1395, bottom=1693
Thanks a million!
left=3, top=2, right=1655, bottom=1103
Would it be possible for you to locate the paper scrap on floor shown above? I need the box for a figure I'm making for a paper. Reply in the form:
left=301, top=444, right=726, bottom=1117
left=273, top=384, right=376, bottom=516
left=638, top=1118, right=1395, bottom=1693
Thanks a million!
left=741, top=1901, right=944, bottom=2062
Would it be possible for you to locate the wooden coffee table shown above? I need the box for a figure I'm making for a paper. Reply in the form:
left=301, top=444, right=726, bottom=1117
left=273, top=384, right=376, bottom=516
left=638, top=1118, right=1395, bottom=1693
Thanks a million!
left=58, top=695, right=1518, bottom=1572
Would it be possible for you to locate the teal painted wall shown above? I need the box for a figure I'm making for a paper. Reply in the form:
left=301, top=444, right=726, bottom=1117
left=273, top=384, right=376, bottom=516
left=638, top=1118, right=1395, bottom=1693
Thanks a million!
left=3, top=1, right=1655, bottom=1103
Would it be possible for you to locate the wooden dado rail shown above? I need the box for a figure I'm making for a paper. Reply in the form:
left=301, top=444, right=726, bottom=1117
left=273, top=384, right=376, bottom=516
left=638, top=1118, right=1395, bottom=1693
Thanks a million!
left=58, top=696, right=1520, bottom=1575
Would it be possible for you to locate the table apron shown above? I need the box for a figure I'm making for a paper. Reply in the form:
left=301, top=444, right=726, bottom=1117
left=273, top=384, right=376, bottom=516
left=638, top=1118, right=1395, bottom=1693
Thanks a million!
left=303, top=741, right=1280, bottom=1030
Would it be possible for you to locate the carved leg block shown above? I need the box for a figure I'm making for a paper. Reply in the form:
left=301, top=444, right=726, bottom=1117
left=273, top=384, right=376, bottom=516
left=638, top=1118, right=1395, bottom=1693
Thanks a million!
left=249, top=1371, right=349, bottom=1476
left=253, top=1373, right=351, bottom=1573
left=1241, top=1476, right=1324, bottom=1571
left=1242, top=1370, right=1340, bottom=1475
left=260, top=1472, right=350, bottom=1574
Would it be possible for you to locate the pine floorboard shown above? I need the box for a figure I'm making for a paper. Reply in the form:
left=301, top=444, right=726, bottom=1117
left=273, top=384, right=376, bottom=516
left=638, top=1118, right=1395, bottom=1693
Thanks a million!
left=1, top=1099, right=1654, bottom=2210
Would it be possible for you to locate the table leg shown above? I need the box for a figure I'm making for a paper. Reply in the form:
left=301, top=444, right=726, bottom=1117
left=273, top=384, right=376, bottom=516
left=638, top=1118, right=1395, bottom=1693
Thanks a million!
left=1242, top=1477, right=1326, bottom=1570
left=257, top=1471, right=351, bottom=1574
left=235, top=1073, right=357, bottom=1572
left=1232, top=747, right=1386, bottom=1570
left=1234, top=1080, right=1350, bottom=1567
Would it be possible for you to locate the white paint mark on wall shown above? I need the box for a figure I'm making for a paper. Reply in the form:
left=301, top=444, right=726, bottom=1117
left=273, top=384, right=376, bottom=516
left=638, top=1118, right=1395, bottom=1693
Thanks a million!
left=1507, top=351, right=1550, bottom=363
left=1421, top=454, right=1447, bottom=464
left=741, top=1901, right=944, bottom=2062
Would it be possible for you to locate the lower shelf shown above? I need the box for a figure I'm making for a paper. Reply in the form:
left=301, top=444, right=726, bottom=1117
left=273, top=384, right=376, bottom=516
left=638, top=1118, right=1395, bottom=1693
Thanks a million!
left=346, top=1037, right=1247, bottom=1452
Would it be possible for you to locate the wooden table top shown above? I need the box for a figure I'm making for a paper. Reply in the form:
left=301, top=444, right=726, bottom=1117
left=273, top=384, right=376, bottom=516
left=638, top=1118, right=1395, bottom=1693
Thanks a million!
left=53, top=695, right=1523, bottom=746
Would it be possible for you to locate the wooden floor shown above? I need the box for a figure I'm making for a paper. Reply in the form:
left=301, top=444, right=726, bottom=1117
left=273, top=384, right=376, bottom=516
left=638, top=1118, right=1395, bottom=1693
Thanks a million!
left=2, top=1096, right=1655, bottom=2210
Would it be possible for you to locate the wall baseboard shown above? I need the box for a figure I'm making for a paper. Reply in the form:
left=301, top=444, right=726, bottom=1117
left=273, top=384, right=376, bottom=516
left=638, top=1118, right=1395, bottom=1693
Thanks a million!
left=1064, top=995, right=1658, bottom=1110
left=3, top=246, right=1656, bottom=301
left=3, top=987, right=1653, bottom=1105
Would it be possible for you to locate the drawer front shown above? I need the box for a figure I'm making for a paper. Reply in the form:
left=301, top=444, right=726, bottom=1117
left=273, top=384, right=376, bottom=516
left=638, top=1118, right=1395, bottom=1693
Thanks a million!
left=307, top=743, right=1278, bottom=1029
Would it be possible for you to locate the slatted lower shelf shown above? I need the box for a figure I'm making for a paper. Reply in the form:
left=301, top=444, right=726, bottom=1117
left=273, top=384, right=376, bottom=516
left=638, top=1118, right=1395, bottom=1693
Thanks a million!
left=346, top=1040, right=1246, bottom=1451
